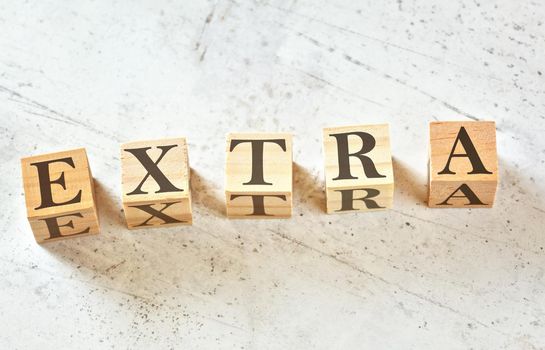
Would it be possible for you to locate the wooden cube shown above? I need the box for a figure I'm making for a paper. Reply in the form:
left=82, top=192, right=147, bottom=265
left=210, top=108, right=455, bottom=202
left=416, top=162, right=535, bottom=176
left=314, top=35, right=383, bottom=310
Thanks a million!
left=21, top=148, right=100, bottom=243
left=428, top=121, right=498, bottom=208
left=121, top=138, right=192, bottom=228
left=323, top=124, right=394, bottom=214
left=225, top=133, right=292, bottom=218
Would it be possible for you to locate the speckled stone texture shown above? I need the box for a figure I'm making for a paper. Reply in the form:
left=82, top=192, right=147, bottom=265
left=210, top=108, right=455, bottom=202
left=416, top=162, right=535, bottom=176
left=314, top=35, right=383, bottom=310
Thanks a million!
left=1, top=1, right=544, bottom=349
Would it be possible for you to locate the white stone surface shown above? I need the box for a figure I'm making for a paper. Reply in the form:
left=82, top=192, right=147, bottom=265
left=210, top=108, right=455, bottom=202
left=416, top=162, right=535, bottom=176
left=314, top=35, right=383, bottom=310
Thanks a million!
left=1, top=0, right=544, bottom=349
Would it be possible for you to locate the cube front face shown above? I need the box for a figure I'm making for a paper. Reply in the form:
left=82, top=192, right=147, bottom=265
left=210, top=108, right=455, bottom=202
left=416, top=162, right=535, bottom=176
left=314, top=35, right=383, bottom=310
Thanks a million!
left=121, top=138, right=192, bottom=228
left=323, top=124, right=394, bottom=214
left=429, top=121, right=498, bottom=208
left=21, top=148, right=99, bottom=243
left=225, top=133, right=293, bottom=218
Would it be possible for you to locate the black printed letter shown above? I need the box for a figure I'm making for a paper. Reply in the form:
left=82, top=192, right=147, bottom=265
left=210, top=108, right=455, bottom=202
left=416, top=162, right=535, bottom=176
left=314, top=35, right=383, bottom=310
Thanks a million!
left=129, top=202, right=184, bottom=227
left=335, top=188, right=384, bottom=211
left=229, top=194, right=287, bottom=216
left=124, top=145, right=184, bottom=195
left=229, top=139, right=286, bottom=185
left=436, top=184, right=486, bottom=206
left=40, top=212, right=90, bottom=240
left=438, top=127, right=492, bottom=175
left=31, top=157, right=82, bottom=210
left=329, top=132, right=385, bottom=180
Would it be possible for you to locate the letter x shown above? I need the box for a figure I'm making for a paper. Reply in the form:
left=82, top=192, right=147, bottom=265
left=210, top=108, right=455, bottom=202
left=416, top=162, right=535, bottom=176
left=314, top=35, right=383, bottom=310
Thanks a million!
left=124, top=145, right=184, bottom=195
left=129, top=202, right=184, bottom=227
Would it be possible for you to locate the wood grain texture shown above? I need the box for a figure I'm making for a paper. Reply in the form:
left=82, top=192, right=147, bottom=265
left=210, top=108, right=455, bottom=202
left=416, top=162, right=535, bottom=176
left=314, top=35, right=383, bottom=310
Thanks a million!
left=225, top=133, right=292, bottom=218
left=21, top=148, right=99, bottom=243
left=428, top=121, right=498, bottom=208
left=121, top=138, right=192, bottom=228
left=323, top=124, right=394, bottom=213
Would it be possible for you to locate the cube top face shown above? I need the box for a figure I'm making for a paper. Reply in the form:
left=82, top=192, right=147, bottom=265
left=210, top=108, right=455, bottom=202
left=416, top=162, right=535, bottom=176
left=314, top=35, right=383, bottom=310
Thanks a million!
left=323, top=124, right=394, bottom=189
left=225, top=133, right=292, bottom=193
left=121, top=138, right=190, bottom=204
left=21, top=148, right=94, bottom=219
left=429, top=121, right=498, bottom=183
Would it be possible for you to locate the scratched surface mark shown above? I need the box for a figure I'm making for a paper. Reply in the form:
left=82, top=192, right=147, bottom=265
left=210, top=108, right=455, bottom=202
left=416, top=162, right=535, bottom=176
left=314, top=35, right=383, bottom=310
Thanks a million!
left=0, top=0, right=544, bottom=349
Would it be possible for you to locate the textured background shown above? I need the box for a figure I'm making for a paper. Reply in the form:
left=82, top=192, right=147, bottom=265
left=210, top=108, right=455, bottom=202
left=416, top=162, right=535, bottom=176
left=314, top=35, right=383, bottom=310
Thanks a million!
left=1, top=0, right=544, bottom=349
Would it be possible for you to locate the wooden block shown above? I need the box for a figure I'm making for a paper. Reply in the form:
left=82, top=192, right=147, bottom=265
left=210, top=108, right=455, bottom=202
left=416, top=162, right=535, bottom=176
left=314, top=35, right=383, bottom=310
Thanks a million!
left=323, top=124, right=394, bottom=214
left=225, top=133, right=292, bottom=218
left=121, top=138, right=192, bottom=228
left=428, top=121, right=498, bottom=208
left=21, top=148, right=100, bottom=243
